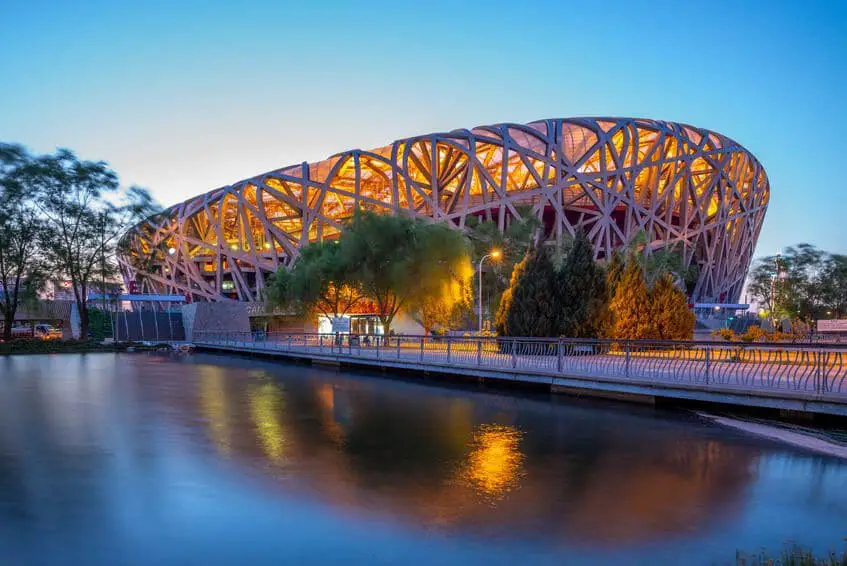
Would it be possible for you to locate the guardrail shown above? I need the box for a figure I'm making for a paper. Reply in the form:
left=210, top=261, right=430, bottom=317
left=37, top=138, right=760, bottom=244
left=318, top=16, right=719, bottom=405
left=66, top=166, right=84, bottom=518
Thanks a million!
left=192, top=332, right=847, bottom=399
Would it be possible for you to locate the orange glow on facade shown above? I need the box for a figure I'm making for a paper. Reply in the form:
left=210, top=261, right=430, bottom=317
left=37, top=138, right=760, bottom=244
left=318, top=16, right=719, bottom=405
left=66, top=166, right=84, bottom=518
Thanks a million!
left=119, top=117, right=769, bottom=303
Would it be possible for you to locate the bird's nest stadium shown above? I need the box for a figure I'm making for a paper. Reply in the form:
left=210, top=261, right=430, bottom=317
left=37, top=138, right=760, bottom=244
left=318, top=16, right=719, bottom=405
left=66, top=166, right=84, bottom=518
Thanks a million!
left=118, top=117, right=769, bottom=304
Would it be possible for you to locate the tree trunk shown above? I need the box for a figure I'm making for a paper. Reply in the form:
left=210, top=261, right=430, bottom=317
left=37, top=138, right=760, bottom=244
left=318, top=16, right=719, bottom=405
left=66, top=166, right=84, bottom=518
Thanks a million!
left=2, top=310, right=14, bottom=342
left=79, top=304, right=89, bottom=341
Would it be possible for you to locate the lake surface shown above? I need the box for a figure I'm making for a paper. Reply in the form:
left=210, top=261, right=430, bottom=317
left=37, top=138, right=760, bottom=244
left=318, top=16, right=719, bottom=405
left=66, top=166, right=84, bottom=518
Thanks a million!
left=0, top=353, right=845, bottom=565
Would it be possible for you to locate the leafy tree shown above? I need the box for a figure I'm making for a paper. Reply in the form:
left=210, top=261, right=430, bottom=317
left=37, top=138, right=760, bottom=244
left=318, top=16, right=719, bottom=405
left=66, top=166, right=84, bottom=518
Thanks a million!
left=266, top=241, right=365, bottom=321
left=821, top=254, right=847, bottom=318
left=606, top=249, right=625, bottom=296
left=340, top=211, right=472, bottom=336
left=747, top=244, right=843, bottom=327
left=466, top=206, right=541, bottom=323
left=495, top=246, right=559, bottom=337
left=411, top=274, right=472, bottom=335
left=609, top=260, right=655, bottom=340
left=22, top=149, right=158, bottom=339
left=649, top=274, right=695, bottom=340
left=0, top=144, right=46, bottom=341
left=624, top=230, right=698, bottom=292
left=556, top=231, right=609, bottom=338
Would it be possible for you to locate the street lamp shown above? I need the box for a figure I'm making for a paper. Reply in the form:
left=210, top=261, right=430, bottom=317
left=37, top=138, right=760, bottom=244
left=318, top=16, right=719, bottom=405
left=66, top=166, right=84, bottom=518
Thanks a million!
left=478, top=249, right=502, bottom=334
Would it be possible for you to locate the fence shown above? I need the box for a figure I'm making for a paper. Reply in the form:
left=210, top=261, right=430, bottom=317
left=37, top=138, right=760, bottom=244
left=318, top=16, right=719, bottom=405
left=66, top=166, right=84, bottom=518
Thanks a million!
left=192, top=332, right=847, bottom=399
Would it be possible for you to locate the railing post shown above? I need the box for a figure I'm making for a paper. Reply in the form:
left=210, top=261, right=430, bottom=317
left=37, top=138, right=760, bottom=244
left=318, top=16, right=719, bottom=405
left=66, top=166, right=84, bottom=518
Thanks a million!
left=704, top=347, right=710, bottom=385
left=319, top=334, right=323, bottom=353
left=396, top=336, right=401, bottom=360
left=477, top=339, right=482, bottom=367
left=557, top=339, right=563, bottom=373
left=376, top=334, right=380, bottom=360
left=288, top=335, right=292, bottom=351
left=420, top=337, right=424, bottom=362
left=624, top=342, right=630, bottom=378
left=816, top=348, right=823, bottom=394
left=511, top=339, right=517, bottom=369
left=447, top=336, right=452, bottom=364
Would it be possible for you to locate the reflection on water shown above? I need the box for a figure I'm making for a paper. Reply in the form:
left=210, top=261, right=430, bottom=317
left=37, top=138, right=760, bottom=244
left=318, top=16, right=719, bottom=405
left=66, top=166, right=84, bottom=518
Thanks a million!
left=1, top=353, right=846, bottom=566
left=462, top=424, right=524, bottom=499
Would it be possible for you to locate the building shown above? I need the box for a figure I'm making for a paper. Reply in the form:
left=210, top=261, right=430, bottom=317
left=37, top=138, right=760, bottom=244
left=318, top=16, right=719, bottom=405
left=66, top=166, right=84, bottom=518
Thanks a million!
left=119, top=117, right=770, bottom=316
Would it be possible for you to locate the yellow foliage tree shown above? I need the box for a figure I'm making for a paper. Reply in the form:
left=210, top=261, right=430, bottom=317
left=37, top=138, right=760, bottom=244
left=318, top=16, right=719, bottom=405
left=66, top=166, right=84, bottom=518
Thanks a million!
left=649, top=274, right=695, bottom=340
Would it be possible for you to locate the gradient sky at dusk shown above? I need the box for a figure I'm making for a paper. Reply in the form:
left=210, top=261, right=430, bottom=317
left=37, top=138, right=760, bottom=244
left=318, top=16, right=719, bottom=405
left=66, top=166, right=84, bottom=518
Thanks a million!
left=2, top=0, right=845, bottom=256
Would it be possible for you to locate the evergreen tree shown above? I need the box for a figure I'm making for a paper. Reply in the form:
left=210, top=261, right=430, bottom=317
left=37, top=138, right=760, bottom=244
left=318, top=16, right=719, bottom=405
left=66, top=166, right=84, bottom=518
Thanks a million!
left=609, top=260, right=655, bottom=340
left=650, top=274, right=695, bottom=340
left=495, top=247, right=558, bottom=337
left=606, top=249, right=625, bottom=295
left=556, top=231, right=609, bottom=338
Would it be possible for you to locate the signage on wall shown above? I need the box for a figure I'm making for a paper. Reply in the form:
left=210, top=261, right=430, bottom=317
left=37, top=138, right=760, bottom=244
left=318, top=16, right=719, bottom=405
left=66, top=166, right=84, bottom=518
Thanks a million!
left=818, top=319, right=847, bottom=333
left=330, top=317, right=350, bottom=333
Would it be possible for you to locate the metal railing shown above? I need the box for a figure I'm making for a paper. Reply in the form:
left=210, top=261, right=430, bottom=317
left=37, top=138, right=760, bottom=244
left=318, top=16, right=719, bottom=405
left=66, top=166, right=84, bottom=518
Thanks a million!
left=192, top=332, right=847, bottom=399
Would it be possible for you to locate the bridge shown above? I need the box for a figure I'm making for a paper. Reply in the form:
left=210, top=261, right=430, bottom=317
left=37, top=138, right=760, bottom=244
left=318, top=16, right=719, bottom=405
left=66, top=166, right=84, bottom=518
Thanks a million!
left=192, top=332, right=847, bottom=417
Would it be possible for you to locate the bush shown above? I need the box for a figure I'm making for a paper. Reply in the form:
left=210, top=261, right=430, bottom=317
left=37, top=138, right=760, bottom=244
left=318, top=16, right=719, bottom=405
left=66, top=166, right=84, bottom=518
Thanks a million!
left=712, top=328, right=736, bottom=342
left=0, top=338, right=128, bottom=355
left=740, top=325, right=766, bottom=343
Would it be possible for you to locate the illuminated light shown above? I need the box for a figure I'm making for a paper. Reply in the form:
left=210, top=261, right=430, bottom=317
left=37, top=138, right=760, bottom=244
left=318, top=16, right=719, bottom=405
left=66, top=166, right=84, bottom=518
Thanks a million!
left=199, top=367, right=232, bottom=456
left=168, top=247, right=176, bottom=255
left=490, top=249, right=502, bottom=260
left=248, top=382, right=286, bottom=463
left=264, top=242, right=271, bottom=250
left=121, top=118, right=769, bottom=304
left=461, top=424, right=524, bottom=499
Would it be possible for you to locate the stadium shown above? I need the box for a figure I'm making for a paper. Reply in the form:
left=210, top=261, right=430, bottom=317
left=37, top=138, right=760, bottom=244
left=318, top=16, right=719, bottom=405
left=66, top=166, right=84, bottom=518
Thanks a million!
left=118, top=117, right=769, bottom=308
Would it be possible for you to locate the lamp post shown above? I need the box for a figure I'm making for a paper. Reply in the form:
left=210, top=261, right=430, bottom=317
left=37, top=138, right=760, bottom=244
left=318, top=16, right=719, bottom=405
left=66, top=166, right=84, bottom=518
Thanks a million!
left=478, top=249, right=502, bottom=334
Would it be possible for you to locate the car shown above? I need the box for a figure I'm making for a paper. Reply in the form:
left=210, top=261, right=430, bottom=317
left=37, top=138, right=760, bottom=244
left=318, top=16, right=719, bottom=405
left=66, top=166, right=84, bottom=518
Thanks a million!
left=35, top=324, right=62, bottom=339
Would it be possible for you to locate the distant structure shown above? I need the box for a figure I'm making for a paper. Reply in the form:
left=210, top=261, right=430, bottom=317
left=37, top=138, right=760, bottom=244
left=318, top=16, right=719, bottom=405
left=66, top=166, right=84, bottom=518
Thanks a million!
left=119, top=117, right=769, bottom=303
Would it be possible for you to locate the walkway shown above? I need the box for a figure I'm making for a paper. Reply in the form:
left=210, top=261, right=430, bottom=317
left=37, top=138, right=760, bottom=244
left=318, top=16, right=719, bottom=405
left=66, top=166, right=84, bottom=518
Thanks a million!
left=193, top=332, right=847, bottom=416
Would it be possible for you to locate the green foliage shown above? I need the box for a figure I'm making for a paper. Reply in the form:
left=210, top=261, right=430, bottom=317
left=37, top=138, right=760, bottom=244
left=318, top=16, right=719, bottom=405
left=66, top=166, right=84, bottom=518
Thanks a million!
left=87, top=308, right=115, bottom=340
left=267, top=241, right=365, bottom=320
left=466, top=206, right=541, bottom=321
left=0, top=144, right=47, bottom=341
left=0, top=338, right=125, bottom=355
left=649, top=274, right=695, bottom=340
left=339, top=211, right=472, bottom=335
left=609, top=260, right=656, bottom=340
left=495, top=247, right=559, bottom=337
left=556, top=231, right=609, bottom=338
left=748, top=244, right=847, bottom=328
left=19, top=148, right=159, bottom=338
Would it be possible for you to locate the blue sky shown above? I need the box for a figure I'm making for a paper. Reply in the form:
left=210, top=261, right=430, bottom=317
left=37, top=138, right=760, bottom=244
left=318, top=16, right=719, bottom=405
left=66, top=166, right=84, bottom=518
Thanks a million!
left=2, top=0, right=845, bottom=255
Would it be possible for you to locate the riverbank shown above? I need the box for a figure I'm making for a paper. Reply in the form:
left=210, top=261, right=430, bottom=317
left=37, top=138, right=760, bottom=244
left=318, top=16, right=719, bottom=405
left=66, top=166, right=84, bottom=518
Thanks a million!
left=0, top=339, right=176, bottom=355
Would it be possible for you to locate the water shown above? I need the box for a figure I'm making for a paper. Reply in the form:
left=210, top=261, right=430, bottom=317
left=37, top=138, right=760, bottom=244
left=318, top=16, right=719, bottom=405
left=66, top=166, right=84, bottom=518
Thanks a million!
left=0, top=353, right=845, bottom=566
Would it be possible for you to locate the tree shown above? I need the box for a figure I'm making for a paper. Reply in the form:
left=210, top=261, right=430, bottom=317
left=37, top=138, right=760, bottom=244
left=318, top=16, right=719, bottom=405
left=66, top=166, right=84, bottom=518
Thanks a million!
left=747, top=244, right=839, bottom=327
left=609, top=260, right=656, bottom=340
left=821, top=254, right=847, bottom=319
left=23, top=149, right=158, bottom=339
left=466, top=206, right=541, bottom=322
left=340, top=211, right=472, bottom=336
left=411, top=274, right=472, bottom=335
left=0, top=144, right=46, bottom=340
left=266, top=240, right=366, bottom=321
left=495, top=246, right=559, bottom=337
left=649, top=274, right=695, bottom=340
left=556, top=230, right=609, bottom=338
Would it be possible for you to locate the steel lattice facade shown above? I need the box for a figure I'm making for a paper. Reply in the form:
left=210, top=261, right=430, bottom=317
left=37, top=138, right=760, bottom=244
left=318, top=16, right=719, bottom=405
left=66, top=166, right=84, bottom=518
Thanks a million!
left=118, top=117, right=769, bottom=303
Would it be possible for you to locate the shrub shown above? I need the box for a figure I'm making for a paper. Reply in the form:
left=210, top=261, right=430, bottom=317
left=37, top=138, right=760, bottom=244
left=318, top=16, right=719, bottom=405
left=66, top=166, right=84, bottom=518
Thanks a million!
left=740, top=325, right=766, bottom=343
left=712, top=328, right=736, bottom=342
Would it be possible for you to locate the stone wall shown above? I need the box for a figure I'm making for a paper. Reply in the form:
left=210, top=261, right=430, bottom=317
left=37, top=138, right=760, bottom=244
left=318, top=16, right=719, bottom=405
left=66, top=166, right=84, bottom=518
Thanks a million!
left=182, top=302, right=250, bottom=341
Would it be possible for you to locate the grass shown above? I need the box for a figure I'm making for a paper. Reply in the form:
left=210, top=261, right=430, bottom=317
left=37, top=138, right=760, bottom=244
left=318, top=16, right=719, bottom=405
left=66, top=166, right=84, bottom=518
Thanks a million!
left=735, top=544, right=847, bottom=565
left=0, top=338, right=133, bottom=355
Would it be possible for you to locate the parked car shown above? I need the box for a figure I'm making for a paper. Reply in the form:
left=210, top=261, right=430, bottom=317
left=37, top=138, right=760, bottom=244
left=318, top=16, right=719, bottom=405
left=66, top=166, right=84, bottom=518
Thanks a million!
left=35, top=324, right=62, bottom=339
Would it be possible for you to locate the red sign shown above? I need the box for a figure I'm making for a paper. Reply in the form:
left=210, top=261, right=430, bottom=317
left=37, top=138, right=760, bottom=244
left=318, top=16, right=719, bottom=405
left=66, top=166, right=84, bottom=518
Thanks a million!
left=128, top=280, right=139, bottom=294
